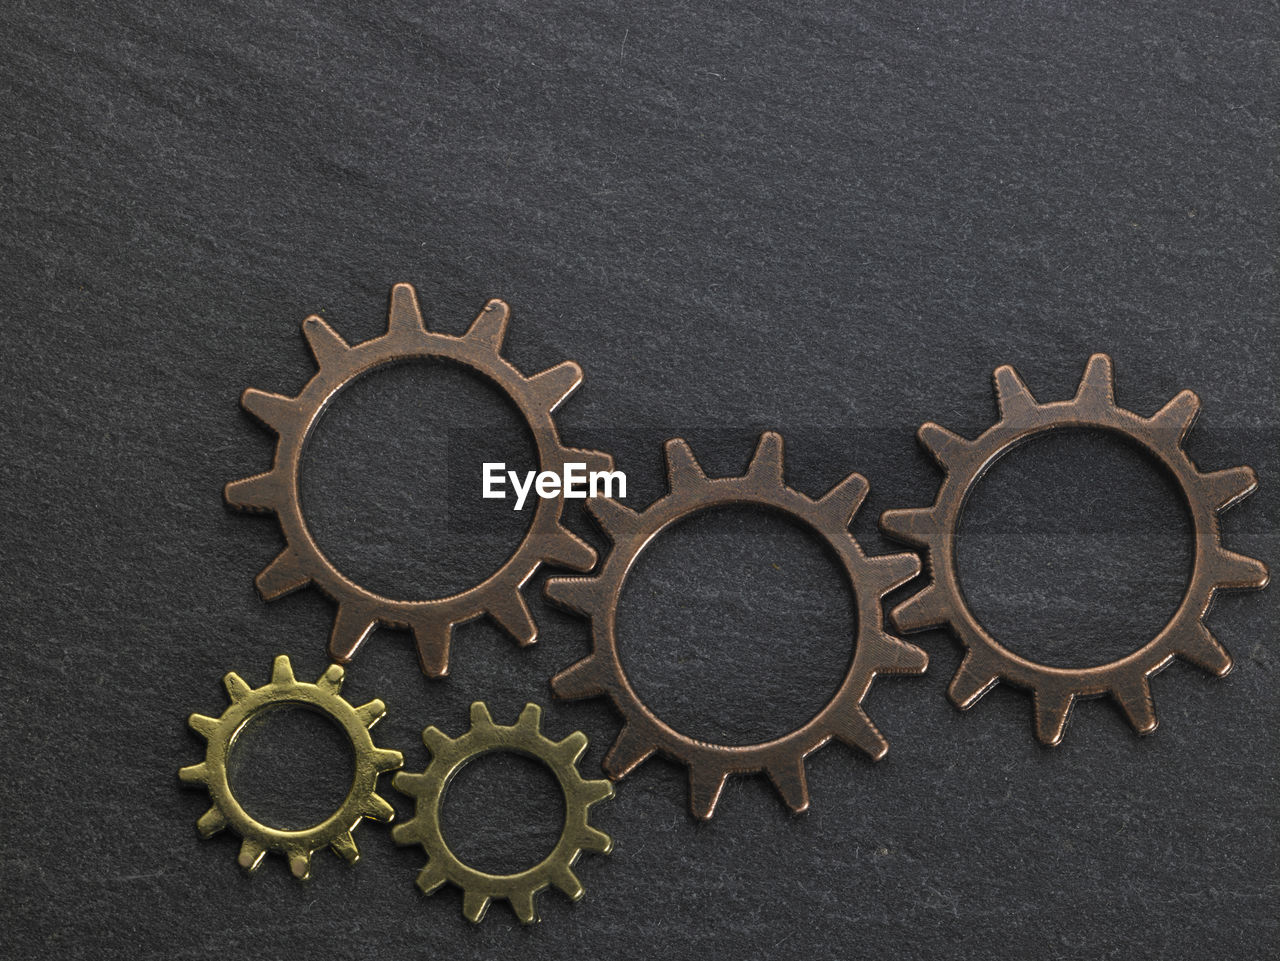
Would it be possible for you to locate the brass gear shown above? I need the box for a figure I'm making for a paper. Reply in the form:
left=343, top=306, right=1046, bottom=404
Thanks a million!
left=880, top=354, right=1270, bottom=745
left=179, top=655, right=403, bottom=879
left=224, top=283, right=612, bottom=676
left=391, top=702, right=613, bottom=924
left=545, top=431, right=929, bottom=820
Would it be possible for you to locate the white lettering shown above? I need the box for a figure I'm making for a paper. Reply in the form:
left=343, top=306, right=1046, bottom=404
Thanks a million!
left=510, top=469, right=536, bottom=511
left=485, top=463, right=628, bottom=510
left=482, top=463, right=506, bottom=498
left=563, top=462, right=587, bottom=498
left=589, top=469, right=627, bottom=500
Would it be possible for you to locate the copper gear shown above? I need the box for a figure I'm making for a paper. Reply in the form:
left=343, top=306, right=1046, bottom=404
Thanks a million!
left=225, top=283, right=612, bottom=676
left=880, top=353, right=1269, bottom=745
left=544, top=431, right=929, bottom=820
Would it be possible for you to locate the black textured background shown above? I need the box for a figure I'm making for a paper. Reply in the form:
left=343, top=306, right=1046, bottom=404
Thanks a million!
left=2, top=2, right=1276, bottom=959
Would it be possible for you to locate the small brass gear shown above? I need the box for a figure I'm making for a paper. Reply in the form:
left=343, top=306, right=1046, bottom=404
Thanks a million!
left=545, top=432, right=929, bottom=820
left=225, top=283, right=612, bottom=676
left=179, top=655, right=403, bottom=879
left=880, top=354, right=1270, bottom=745
left=392, top=702, right=613, bottom=924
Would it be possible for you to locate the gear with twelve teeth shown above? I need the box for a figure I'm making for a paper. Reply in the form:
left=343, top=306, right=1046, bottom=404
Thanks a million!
left=179, top=655, right=403, bottom=879
left=392, top=702, right=613, bottom=924
left=225, top=283, right=612, bottom=677
left=545, top=431, right=929, bottom=820
left=880, top=353, right=1270, bottom=745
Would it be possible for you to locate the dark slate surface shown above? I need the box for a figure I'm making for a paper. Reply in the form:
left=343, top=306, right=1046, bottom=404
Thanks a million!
left=1, top=2, right=1275, bottom=958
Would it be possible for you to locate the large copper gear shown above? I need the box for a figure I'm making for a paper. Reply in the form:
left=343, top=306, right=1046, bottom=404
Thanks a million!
left=225, top=283, right=612, bottom=676
left=880, top=353, right=1269, bottom=745
left=544, top=431, right=929, bottom=820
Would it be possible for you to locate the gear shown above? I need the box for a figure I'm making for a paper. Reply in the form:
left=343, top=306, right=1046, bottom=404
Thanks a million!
left=225, top=283, right=612, bottom=676
left=391, top=702, right=613, bottom=924
left=880, top=354, right=1270, bottom=745
left=544, top=431, right=929, bottom=820
left=179, top=655, right=403, bottom=879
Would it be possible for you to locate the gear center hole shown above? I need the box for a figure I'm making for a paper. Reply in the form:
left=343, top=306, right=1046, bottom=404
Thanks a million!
left=441, top=750, right=567, bottom=874
left=956, top=427, right=1195, bottom=668
left=227, top=704, right=356, bottom=830
left=301, top=358, right=538, bottom=600
left=615, top=505, right=858, bottom=745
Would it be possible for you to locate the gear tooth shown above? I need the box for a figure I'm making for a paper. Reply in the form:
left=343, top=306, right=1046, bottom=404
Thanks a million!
left=253, top=548, right=312, bottom=600
left=767, top=759, right=811, bottom=813
left=470, top=702, right=496, bottom=729
left=578, top=824, right=613, bottom=854
left=747, top=431, right=786, bottom=482
left=317, top=664, right=345, bottom=692
left=301, top=314, right=349, bottom=368
left=1178, top=624, right=1234, bottom=677
left=917, top=422, right=969, bottom=470
left=240, top=388, right=297, bottom=433
left=687, top=765, right=730, bottom=820
left=585, top=496, right=641, bottom=542
left=1150, top=388, right=1201, bottom=444
left=876, top=634, right=930, bottom=675
left=373, top=748, right=404, bottom=772
left=993, top=364, right=1038, bottom=418
left=664, top=438, right=707, bottom=488
left=552, top=655, right=612, bottom=701
left=545, top=526, right=598, bottom=572
left=387, top=282, right=426, bottom=334
left=1201, top=466, right=1259, bottom=513
left=488, top=591, right=538, bottom=646
left=832, top=706, right=889, bottom=760
left=419, top=726, right=452, bottom=757
left=188, top=713, right=220, bottom=740
left=463, top=891, right=492, bottom=923
left=517, top=703, right=543, bottom=731
left=1112, top=678, right=1159, bottom=736
left=329, top=605, right=379, bottom=663
left=464, top=298, right=510, bottom=350
left=868, top=551, right=922, bottom=595
left=178, top=763, right=207, bottom=785
left=237, top=837, right=266, bottom=871
left=578, top=777, right=614, bottom=807
left=288, top=852, right=312, bottom=880
left=948, top=652, right=1002, bottom=709
left=411, top=617, right=452, bottom=678
left=552, top=866, right=585, bottom=902
left=879, top=506, right=937, bottom=548
left=527, top=360, right=583, bottom=411
left=330, top=831, right=359, bottom=864
left=1074, top=353, right=1116, bottom=404
left=819, top=472, right=870, bottom=525
left=413, top=861, right=448, bottom=894
left=602, top=723, right=657, bottom=777
left=223, top=672, right=252, bottom=702
left=354, top=699, right=386, bottom=728
left=392, top=771, right=426, bottom=799
left=197, top=806, right=228, bottom=838
left=544, top=576, right=600, bottom=616
left=1033, top=687, right=1075, bottom=746
left=557, top=730, right=590, bottom=764
left=363, top=793, right=396, bottom=822
left=510, top=890, right=539, bottom=924
left=270, top=655, right=295, bottom=686
left=1211, top=549, right=1270, bottom=591
left=223, top=472, right=282, bottom=512
left=892, top=584, right=950, bottom=633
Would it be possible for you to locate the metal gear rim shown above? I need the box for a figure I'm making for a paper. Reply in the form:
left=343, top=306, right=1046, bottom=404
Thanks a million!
left=179, top=655, right=403, bottom=879
left=880, top=353, right=1270, bottom=745
left=224, top=283, right=613, bottom=677
left=544, top=431, right=930, bottom=820
left=391, top=702, right=614, bottom=924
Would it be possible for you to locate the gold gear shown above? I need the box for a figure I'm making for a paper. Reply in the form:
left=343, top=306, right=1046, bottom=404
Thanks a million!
left=224, top=283, right=612, bottom=677
left=392, top=702, right=613, bottom=924
left=179, top=655, right=403, bottom=879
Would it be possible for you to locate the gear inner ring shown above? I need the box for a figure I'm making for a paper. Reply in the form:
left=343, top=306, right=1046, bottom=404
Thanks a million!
left=609, top=499, right=859, bottom=747
left=950, top=423, right=1197, bottom=673
left=297, top=354, right=539, bottom=602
